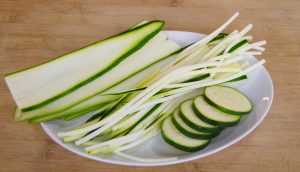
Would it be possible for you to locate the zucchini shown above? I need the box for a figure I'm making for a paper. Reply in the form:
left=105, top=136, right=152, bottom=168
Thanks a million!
left=161, top=117, right=210, bottom=152
left=182, top=73, right=210, bottom=83
left=227, top=75, right=248, bottom=83
left=16, top=36, right=181, bottom=121
left=204, top=85, right=252, bottom=115
left=193, top=96, right=241, bottom=127
left=5, top=21, right=165, bottom=111
left=25, top=53, right=179, bottom=122
left=228, top=39, right=248, bottom=53
left=179, top=100, right=220, bottom=133
left=209, top=33, right=228, bottom=43
left=172, top=110, right=219, bottom=139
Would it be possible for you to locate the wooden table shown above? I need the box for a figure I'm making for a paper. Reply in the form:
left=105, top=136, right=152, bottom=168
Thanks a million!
left=0, top=0, right=299, bottom=171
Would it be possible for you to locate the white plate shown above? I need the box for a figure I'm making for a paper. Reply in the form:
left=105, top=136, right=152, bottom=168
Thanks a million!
left=41, top=31, right=274, bottom=166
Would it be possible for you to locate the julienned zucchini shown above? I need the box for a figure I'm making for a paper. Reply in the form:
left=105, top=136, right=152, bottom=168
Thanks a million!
left=162, top=117, right=210, bottom=152
left=24, top=52, right=180, bottom=122
left=172, top=110, right=219, bottom=139
left=204, top=85, right=252, bottom=115
left=5, top=21, right=166, bottom=112
left=193, top=96, right=241, bottom=127
left=179, top=100, right=220, bottom=133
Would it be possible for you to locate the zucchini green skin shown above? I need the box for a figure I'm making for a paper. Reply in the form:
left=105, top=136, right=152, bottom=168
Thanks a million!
left=124, top=104, right=162, bottom=135
left=171, top=115, right=219, bottom=139
left=204, top=85, right=253, bottom=115
left=182, top=73, right=210, bottom=83
left=228, top=39, right=248, bottom=53
left=7, top=21, right=165, bottom=112
left=178, top=108, right=220, bottom=133
left=226, top=75, right=247, bottom=83
left=192, top=101, right=240, bottom=127
left=18, top=47, right=182, bottom=122
left=161, top=131, right=210, bottom=152
left=27, top=99, right=115, bottom=123
left=209, top=33, right=228, bottom=43
left=161, top=118, right=210, bottom=152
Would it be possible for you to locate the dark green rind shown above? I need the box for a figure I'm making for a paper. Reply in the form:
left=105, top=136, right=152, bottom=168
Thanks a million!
left=226, top=75, right=248, bottom=83
left=228, top=39, right=248, bottom=53
left=209, top=33, right=228, bottom=43
left=204, top=85, right=253, bottom=115
left=100, top=87, right=146, bottom=96
left=182, top=73, right=210, bottom=83
left=161, top=119, right=210, bottom=152
left=128, top=20, right=148, bottom=30
left=19, top=45, right=182, bottom=121
left=178, top=107, right=220, bottom=133
left=192, top=100, right=241, bottom=127
left=171, top=115, right=219, bottom=139
left=124, top=104, right=161, bottom=135
left=99, top=95, right=129, bottom=120
left=84, top=109, right=108, bottom=123
left=19, top=21, right=165, bottom=112
left=29, top=100, right=112, bottom=123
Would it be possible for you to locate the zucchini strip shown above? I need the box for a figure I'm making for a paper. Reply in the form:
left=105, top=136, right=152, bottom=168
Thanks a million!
left=16, top=43, right=181, bottom=121
left=6, top=21, right=165, bottom=111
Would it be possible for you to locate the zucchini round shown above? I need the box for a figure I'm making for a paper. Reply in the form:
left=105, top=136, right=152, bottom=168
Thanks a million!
left=172, top=110, right=219, bottom=139
left=204, top=85, right=252, bottom=115
left=193, top=96, right=241, bottom=127
left=161, top=117, right=210, bottom=152
left=179, top=100, right=220, bottom=133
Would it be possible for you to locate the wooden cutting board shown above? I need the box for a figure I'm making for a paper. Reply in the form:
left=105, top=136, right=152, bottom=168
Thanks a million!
left=0, top=0, right=299, bottom=171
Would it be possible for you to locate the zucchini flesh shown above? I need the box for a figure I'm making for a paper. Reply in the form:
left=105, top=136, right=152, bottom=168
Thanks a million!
left=204, top=85, right=252, bottom=115
left=172, top=110, right=219, bottom=139
left=161, top=117, right=210, bottom=152
left=179, top=100, right=219, bottom=132
left=193, top=96, right=241, bottom=127
left=24, top=53, right=179, bottom=122
left=5, top=21, right=165, bottom=111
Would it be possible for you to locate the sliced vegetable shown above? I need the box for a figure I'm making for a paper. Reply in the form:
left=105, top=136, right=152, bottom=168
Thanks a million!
left=18, top=48, right=181, bottom=121
left=172, top=110, right=219, bottom=139
left=6, top=21, right=166, bottom=111
left=161, top=117, right=210, bottom=152
left=204, top=85, right=252, bottom=115
left=193, top=96, right=241, bottom=127
left=179, top=100, right=220, bottom=132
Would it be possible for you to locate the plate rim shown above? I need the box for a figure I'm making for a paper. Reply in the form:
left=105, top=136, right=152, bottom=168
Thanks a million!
left=41, top=30, right=274, bottom=166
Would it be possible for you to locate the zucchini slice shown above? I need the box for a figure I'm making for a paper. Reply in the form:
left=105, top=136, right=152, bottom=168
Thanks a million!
left=179, top=100, right=220, bottom=133
left=193, top=96, right=241, bottom=127
left=204, top=85, right=252, bottom=115
left=172, top=110, right=219, bottom=139
left=161, top=117, right=210, bottom=152
left=5, top=21, right=165, bottom=111
left=21, top=52, right=179, bottom=122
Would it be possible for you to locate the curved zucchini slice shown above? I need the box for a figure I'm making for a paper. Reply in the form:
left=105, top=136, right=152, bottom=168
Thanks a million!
left=22, top=53, right=179, bottom=122
left=179, top=100, right=220, bottom=133
left=193, top=96, right=241, bottom=127
left=204, top=85, right=252, bottom=115
left=172, top=110, right=219, bottom=139
left=5, top=21, right=165, bottom=111
left=161, top=117, right=210, bottom=152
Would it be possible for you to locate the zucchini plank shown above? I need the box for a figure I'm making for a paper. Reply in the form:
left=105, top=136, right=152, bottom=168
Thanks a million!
left=5, top=21, right=165, bottom=111
left=20, top=51, right=180, bottom=122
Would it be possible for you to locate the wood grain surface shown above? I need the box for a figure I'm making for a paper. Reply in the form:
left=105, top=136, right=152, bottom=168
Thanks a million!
left=0, top=0, right=299, bottom=171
